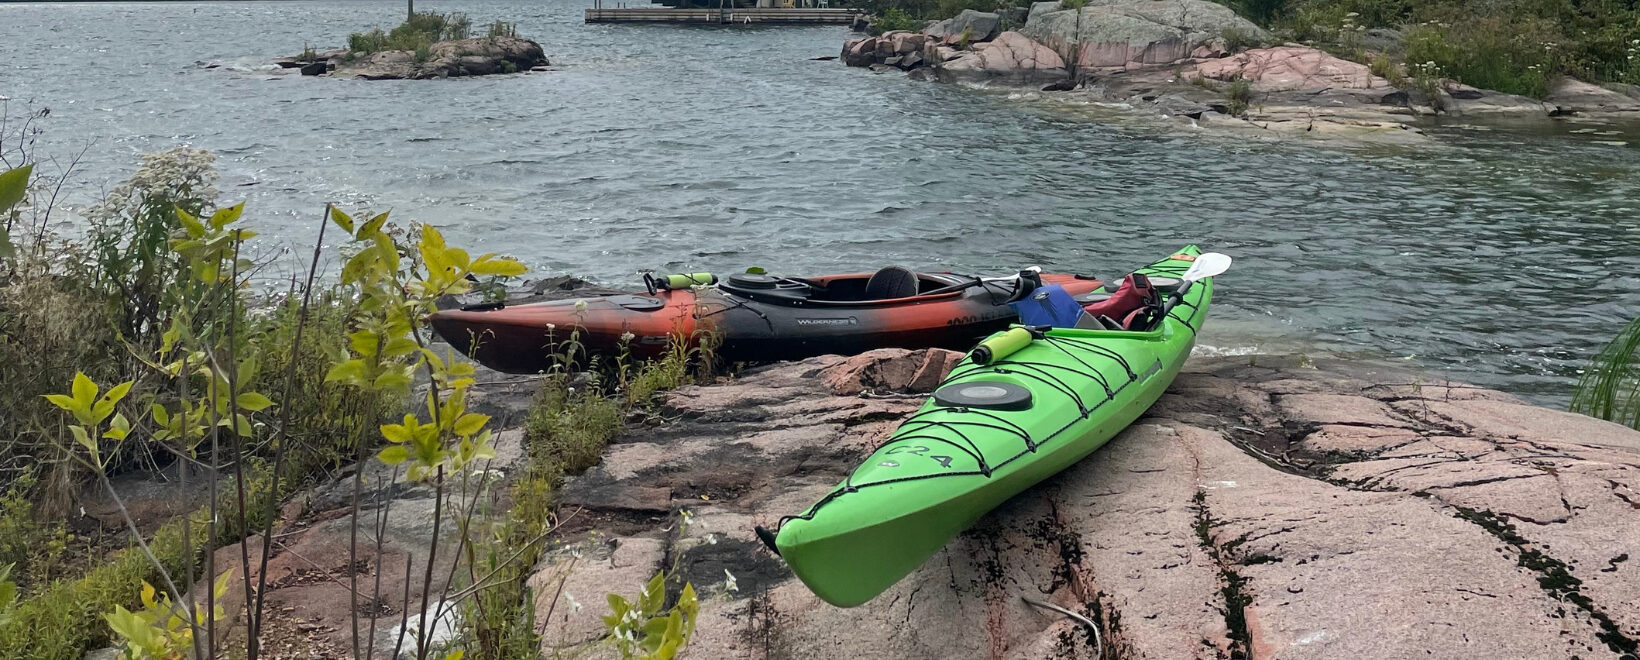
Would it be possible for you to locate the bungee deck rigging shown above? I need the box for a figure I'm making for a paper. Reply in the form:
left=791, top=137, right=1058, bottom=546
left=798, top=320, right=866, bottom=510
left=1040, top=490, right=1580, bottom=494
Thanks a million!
left=763, top=247, right=1223, bottom=608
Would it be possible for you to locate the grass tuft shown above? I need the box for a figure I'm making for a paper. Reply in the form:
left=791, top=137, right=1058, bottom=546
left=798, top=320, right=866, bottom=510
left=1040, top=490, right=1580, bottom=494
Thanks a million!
left=1571, top=314, right=1640, bottom=431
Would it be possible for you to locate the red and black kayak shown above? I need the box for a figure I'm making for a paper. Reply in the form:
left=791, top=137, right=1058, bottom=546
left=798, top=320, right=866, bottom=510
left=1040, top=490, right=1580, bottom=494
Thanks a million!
left=429, top=267, right=1104, bottom=374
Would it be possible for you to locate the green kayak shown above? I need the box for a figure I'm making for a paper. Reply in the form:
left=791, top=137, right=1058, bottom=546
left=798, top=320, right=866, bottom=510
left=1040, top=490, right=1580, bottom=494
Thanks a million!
left=761, top=246, right=1218, bottom=607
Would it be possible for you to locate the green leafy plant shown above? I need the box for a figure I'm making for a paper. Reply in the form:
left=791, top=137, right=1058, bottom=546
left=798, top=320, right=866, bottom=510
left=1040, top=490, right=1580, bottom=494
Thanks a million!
left=104, top=574, right=230, bottom=660
left=604, top=574, right=699, bottom=660
left=1404, top=17, right=1559, bottom=98
left=1571, top=314, right=1640, bottom=431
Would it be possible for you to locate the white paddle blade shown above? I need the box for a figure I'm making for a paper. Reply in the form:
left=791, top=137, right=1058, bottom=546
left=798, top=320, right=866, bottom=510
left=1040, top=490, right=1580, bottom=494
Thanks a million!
left=1182, top=252, right=1232, bottom=282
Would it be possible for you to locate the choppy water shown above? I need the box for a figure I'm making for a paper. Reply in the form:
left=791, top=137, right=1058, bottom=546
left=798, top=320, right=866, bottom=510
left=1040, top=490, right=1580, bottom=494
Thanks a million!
left=3, top=0, right=1639, bottom=403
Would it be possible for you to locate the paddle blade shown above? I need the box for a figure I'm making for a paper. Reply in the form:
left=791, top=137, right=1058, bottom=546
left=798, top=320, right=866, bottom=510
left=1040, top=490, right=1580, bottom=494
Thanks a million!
left=1182, top=252, right=1232, bottom=282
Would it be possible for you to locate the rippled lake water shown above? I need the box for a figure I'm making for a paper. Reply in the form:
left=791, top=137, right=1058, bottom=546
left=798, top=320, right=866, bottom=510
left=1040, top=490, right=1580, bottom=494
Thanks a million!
left=3, top=0, right=1639, bottom=403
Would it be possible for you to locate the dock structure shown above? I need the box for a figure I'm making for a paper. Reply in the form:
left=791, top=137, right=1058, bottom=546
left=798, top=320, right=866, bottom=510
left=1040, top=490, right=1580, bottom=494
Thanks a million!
left=584, top=6, right=861, bottom=24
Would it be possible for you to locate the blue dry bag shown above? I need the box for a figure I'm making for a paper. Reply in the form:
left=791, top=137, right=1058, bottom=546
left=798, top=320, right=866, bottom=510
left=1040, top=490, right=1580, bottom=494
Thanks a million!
left=1010, top=284, right=1086, bottom=328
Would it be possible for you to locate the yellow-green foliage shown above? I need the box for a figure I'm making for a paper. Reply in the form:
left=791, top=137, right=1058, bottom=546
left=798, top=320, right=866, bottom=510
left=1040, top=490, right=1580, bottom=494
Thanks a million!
left=0, top=470, right=271, bottom=660
left=103, top=573, right=230, bottom=660
left=249, top=291, right=401, bottom=482
left=0, top=469, right=72, bottom=590
left=605, top=574, right=699, bottom=660
left=526, top=377, right=624, bottom=477
left=467, top=343, right=703, bottom=658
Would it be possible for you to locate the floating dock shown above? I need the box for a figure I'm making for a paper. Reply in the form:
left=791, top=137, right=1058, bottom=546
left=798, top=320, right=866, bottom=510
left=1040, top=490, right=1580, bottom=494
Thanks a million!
left=584, top=6, right=860, bottom=24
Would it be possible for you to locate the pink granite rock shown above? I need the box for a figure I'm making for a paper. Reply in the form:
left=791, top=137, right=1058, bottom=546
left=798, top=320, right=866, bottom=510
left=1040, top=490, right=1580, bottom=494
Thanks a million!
left=937, top=31, right=1069, bottom=86
left=1195, top=46, right=1388, bottom=92
left=533, top=353, right=1640, bottom=659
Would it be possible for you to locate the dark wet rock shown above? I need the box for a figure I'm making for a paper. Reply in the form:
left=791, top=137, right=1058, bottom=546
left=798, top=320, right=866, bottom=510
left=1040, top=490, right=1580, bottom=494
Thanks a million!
left=532, top=351, right=1640, bottom=658
left=844, top=31, right=939, bottom=71
left=923, top=9, right=1001, bottom=45
left=298, top=61, right=328, bottom=76
left=78, top=462, right=212, bottom=534
left=1042, top=78, right=1078, bottom=92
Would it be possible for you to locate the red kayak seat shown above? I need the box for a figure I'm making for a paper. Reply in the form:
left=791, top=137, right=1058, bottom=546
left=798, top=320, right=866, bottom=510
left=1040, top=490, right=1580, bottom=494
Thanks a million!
left=1081, top=273, right=1159, bottom=330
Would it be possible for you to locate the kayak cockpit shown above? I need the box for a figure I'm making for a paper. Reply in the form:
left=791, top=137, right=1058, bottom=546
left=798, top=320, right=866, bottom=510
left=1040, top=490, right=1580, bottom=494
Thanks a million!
left=717, top=268, right=976, bottom=307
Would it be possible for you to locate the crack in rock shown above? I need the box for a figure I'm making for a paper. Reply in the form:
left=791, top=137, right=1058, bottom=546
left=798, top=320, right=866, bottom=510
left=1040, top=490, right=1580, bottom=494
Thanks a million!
left=1450, top=505, right=1639, bottom=657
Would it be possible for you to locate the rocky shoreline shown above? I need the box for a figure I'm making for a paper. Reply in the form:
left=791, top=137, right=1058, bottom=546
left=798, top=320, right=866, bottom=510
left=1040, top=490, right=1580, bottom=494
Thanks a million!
left=271, top=35, right=549, bottom=80
left=525, top=349, right=1638, bottom=658
left=113, top=347, right=1640, bottom=658
left=845, top=1, right=1640, bottom=145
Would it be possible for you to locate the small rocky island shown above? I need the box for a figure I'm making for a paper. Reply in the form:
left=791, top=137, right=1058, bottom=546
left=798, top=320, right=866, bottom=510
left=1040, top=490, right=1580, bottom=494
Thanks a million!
left=273, top=12, right=549, bottom=80
left=844, top=0, right=1640, bottom=144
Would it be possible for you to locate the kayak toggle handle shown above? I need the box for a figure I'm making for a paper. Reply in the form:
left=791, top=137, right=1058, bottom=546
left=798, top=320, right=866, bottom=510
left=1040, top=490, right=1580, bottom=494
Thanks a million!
left=754, top=525, right=781, bottom=556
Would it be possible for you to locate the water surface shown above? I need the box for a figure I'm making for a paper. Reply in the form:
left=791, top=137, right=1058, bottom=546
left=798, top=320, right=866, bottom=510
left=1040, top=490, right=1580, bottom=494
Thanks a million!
left=3, top=0, right=1639, bottom=403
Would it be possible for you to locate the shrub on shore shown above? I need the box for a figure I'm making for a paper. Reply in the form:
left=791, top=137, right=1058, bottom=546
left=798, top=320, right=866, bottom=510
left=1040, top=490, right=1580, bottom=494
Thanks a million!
left=347, top=11, right=474, bottom=55
left=870, top=7, right=918, bottom=32
left=1222, top=0, right=1640, bottom=99
left=0, top=133, right=707, bottom=659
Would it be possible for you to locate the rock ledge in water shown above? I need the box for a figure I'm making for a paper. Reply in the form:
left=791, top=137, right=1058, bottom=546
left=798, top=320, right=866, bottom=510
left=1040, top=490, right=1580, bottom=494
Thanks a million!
left=275, top=36, right=548, bottom=80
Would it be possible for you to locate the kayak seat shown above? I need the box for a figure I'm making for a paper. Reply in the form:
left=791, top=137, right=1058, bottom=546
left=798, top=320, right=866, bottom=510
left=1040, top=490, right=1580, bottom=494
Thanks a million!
left=864, top=266, right=920, bottom=300
left=1082, top=273, right=1159, bottom=329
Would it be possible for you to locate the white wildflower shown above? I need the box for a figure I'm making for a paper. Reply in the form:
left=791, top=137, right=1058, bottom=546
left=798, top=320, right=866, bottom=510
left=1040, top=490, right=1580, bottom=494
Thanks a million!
left=573, top=299, right=588, bottom=313
left=723, top=569, right=739, bottom=593
left=620, top=331, right=635, bottom=343
left=564, top=592, right=582, bottom=614
left=705, top=533, right=718, bottom=545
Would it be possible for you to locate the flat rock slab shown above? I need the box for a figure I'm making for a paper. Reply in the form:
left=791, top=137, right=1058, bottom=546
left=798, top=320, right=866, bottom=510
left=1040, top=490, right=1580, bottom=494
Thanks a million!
left=535, top=351, right=1640, bottom=659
